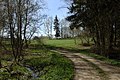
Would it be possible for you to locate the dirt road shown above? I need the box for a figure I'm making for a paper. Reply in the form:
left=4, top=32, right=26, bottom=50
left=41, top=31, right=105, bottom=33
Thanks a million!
left=53, top=50, right=120, bottom=80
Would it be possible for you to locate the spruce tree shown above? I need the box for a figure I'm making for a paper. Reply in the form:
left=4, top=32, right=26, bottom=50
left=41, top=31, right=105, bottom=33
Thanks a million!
left=54, top=15, right=60, bottom=38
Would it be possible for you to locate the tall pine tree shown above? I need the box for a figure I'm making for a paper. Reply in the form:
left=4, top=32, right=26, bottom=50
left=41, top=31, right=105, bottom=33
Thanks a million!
left=54, top=15, right=60, bottom=38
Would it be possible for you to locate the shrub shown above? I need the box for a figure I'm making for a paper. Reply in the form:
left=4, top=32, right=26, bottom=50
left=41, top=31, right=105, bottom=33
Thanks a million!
left=82, top=43, right=91, bottom=46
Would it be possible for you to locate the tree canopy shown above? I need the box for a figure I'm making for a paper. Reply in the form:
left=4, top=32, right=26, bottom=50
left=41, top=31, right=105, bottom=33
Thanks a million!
left=66, top=0, right=120, bottom=57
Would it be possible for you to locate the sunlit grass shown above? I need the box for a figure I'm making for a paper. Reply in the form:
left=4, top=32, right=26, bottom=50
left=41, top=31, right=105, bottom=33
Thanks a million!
left=44, top=39, right=120, bottom=67
left=45, top=39, right=76, bottom=48
left=24, top=49, right=74, bottom=80
left=0, top=44, right=74, bottom=80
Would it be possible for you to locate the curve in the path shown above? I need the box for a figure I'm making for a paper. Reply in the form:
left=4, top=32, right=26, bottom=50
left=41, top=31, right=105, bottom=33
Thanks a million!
left=53, top=50, right=120, bottom=80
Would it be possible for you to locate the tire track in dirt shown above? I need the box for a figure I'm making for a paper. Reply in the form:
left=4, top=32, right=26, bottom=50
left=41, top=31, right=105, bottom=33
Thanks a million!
left=52, top=50, right=106, bottom=80
left=53, top=50, right=120, bottom=80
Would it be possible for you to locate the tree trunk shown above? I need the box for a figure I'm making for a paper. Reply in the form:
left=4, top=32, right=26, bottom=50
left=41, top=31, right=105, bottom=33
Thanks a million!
left=95, top=25, right=100, bottom=54
left=0, top=59, right=2, bottom=68
left=107, top=24, right=114, bottom=58
left=114, top=22, right=117, bottom=46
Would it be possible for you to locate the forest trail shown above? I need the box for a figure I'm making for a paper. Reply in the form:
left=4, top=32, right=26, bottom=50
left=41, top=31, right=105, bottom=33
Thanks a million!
left=52, top=50, right=120, bottom=80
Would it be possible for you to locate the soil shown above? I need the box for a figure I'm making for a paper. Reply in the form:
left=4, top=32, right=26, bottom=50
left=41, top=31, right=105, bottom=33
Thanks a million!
left=53, top=50, right=120, bottom=80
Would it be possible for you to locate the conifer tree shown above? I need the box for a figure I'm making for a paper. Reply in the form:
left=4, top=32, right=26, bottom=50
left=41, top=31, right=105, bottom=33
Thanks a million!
left=54, top=15, right=60, bottom=38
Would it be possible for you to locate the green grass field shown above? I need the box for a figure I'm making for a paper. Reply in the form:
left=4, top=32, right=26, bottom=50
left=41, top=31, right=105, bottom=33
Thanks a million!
left=43, top=38, right=91, bottom=50
left=45, top=39, right=77, bottom=48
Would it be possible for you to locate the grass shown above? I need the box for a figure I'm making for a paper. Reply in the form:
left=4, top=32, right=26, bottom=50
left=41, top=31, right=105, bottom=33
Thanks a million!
left=45, top=39, right=77, bottom=49
left=85, top=52, right=120, bottom=67
left=44, top=39, right=120, bottom=67
left=0, top=46, right=74, bottom=80
left=43, top=38, right=91, bottom=50
left=24, top=49, right=74, bottom=80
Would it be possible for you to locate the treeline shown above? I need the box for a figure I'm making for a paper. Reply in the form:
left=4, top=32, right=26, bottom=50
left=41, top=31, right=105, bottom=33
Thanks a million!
left=66, top=0, right=120, bottom=58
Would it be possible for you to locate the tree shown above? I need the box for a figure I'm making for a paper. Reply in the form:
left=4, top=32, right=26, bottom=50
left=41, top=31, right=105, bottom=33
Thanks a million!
left=54, top=15, right=60, bottom=38
left=0, top=0, right=9, bottom=68
left=60, top=19, right=72, bottom=38
left=0, top=0, right=44, bottom=63
left=44, top=16, right=53, bottom=39
left=65, top=0, right=120, bottom=58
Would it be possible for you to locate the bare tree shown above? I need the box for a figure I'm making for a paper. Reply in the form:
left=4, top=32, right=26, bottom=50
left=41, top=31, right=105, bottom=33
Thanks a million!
left=44, top=16, right=53, bottom=39
left=0, top=0, right=45, bottom=62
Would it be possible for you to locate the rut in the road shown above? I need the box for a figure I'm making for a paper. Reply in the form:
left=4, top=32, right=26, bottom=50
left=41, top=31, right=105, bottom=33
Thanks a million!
left=59, top=51, right=107, bottom=80
left=53, top=50, right=120, bottom=80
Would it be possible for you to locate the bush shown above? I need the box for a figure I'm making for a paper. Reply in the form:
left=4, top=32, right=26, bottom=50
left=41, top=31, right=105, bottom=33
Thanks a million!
left=82, top=43, right=91, bottom=46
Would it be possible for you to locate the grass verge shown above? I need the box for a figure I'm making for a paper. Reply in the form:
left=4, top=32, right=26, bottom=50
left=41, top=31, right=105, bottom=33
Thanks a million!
left=0, top=47, right=74, bottom=80
left=45, top=45, right=120, bottom=67
left=24, top=49, right=74, bottom=80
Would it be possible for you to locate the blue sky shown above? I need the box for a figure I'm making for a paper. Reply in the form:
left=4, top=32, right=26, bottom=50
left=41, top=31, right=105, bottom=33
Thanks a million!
left=44, top=0, right=69, bottom=19
left=37, top=0, right=69, bottom=36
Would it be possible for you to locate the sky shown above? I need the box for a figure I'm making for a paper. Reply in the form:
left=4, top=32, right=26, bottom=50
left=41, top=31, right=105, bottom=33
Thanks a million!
left=38, top=0, right=69, bottom=36
left=44, top=0, right=69, bottom=19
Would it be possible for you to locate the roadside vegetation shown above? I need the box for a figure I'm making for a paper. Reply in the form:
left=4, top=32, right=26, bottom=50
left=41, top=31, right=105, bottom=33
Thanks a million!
left=0, top=37, right=74, bottom=80
left=44, top=38, right=120, bottom=67
left=0, top=43, right=74, bottom=80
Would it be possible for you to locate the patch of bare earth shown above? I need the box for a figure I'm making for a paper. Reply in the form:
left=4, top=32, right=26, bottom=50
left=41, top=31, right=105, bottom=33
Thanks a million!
left=54, top=50, right=120, bottom=80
